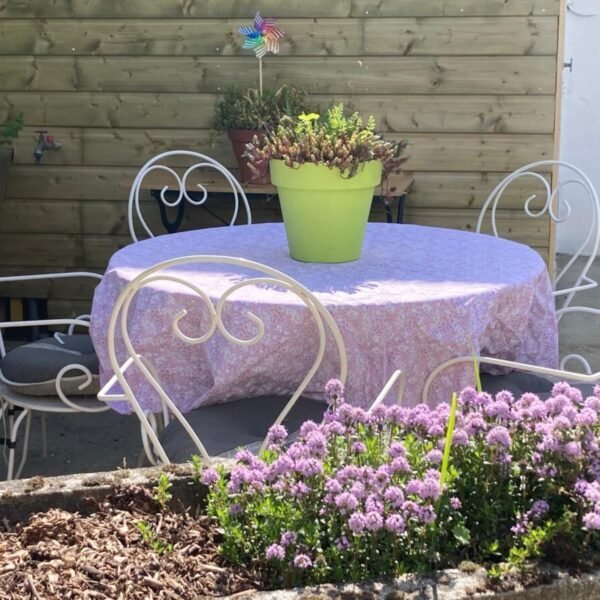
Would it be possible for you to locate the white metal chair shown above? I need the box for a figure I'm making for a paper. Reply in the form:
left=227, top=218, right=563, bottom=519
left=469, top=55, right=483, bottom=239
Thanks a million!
left=0, top=272, right=110, bottom=480
left=97, top=255, right=404, bottom=465
left=477, top=160, right=600, bottom=313
left=128, top=150, right=252, bottom=242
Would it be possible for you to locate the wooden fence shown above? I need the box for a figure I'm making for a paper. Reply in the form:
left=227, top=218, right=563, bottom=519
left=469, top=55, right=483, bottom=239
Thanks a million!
left=0, top=0, right=563, bottom=316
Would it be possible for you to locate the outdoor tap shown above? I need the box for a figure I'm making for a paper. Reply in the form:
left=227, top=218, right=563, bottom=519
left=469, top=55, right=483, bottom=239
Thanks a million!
left=34, top=130, right=62, bottom=163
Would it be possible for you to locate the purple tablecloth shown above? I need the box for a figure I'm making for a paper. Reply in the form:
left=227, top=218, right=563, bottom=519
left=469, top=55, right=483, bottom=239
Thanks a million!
left=90, top=223, right=558, bottom=413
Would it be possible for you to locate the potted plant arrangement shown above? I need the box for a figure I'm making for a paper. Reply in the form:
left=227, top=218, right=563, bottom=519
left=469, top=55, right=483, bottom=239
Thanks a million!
left=245, top=104, right=409, bottom=263
left=214, top=85, right=315, bottom=184
left=0, top=113, right=23, bottom=203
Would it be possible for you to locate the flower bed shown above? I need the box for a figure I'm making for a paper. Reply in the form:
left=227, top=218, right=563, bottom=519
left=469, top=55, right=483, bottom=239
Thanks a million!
left=2, top=381, right=600, bottom=597
left=205, top=381, right=600, bottom=588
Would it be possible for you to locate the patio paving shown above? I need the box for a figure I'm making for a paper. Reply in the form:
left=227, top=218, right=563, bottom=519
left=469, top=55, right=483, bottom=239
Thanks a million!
left=5, top=254, right=600, bottom=480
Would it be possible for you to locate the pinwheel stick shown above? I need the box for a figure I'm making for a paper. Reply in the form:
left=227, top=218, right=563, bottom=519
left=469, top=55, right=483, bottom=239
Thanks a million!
left=259, top=56, right=263, bottom=95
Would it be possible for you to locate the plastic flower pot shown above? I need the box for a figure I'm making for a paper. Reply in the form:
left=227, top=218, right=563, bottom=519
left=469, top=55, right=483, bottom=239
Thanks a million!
left=228, top=129, right=270, bottom=185
left=270, top=159, right=383, bottom=263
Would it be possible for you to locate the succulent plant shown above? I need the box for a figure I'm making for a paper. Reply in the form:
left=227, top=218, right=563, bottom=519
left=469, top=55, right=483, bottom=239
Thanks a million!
left=244, top=103, right=409, bottom=188
left=214, top=85, right=315, bottom=132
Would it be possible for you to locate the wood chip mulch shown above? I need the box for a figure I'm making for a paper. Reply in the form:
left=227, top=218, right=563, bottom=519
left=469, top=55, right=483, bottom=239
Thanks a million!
left=0, top=486, right=264, bottom=599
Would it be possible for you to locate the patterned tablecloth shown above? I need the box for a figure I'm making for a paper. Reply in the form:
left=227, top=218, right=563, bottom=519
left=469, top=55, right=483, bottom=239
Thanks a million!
left=90, top=223, right=558, bottom=413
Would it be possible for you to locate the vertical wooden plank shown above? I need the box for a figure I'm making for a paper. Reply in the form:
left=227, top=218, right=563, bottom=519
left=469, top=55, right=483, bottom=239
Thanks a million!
left=548, top=1, right=567, bottom=275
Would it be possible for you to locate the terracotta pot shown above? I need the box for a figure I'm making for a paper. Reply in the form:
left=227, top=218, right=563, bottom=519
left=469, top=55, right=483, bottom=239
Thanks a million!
left=0, top=145, right=13, bottom=203
left=227, top=129, right=270, bottom=185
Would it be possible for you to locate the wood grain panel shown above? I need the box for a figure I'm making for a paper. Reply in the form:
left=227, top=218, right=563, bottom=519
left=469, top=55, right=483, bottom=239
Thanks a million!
left=0, top=92, right=219, bottom=129
left=0, top=17, right=557, bottom=57
left=1, top=173, right=553, bottom=236
left=352, top=95, right=555, bottom=134
left=408, top=172, right=551, bottom=209
left=404, top=208, right=550, bottom=245
left=9, top=129, right=553, bottom=171
left=6, top=166, right=133, bottom=200
left=0, top=200, right=81, bottom=233
left=0, top=93, right=555, bottom=133
left=0, top=19, right=363, bottom=57
left=365, top=17, right=557, bottom=56
left=0, top=57, right=557, bottom=95
left=0, top=234, right=82, bottom=267
left=0, top=0, right=562, bottom=311
left=352, top=0, right=560, bottom=17
left=401, top=133, right=553, bottom=172
left=0, top=0, right=558, bottom=19
left=0, top=1, right=353, bottom=19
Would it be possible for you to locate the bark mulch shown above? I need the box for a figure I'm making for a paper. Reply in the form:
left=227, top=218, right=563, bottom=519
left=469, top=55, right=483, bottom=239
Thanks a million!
left=0, top=486, right=264, bottom=599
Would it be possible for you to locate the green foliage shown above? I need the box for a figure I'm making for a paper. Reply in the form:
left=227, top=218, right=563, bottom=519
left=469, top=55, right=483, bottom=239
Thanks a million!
left=0, top=113, right=24, bottom=146
left=214, top=85, right=315, bottom=131
left=190, top=454, right=203, bottom=484
left=135, top=520, right=173, bottom=555
left=154, top=473, right=172, bottom=511
left=202, top=382, right=600, bottom=588
left=244, top=103, right=409, bottom=189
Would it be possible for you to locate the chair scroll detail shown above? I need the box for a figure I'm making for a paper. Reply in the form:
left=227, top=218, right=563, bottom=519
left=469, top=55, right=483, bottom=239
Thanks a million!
left=98, top=256, right=348, bottom=465
left=128, top=151, right=253, bottom=242
left=477, top=160, right=600, bottom=313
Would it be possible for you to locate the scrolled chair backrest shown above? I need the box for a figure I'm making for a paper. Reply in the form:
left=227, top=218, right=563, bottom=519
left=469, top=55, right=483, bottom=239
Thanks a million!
left=0, top=272, right=109, bottom=413
left=128, top=150, right=252, bottom=242
left=98, top=255, right=348, bottom=464
left=477, top=160, right=600, bottom=313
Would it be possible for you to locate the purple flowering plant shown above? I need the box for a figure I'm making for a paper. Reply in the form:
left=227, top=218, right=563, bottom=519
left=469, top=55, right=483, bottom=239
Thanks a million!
left=203, top=380, right=600, bottom=586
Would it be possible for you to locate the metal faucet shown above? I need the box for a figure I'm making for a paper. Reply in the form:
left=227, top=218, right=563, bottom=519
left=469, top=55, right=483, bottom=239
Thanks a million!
left=34, top=130, right=62, bottom=162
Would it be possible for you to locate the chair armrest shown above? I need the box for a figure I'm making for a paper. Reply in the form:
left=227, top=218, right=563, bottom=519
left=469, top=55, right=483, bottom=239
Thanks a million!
left=0, top=271, right=103, bottom=284
left=421, top=355, right=600, bottom=404
left=0, top=318, right=91, bottom=331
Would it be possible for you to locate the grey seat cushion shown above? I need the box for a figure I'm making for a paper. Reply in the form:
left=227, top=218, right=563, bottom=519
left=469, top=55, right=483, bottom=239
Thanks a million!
left=0, top=334, right=99, bottom=397
left=160, top=395, right=327, bottom=463
left=480, top=371, right=595, bottom=400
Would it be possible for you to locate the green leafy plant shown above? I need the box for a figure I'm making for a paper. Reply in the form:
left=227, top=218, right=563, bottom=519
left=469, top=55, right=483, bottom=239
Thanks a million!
left=244, top=103, right=409, bottom=189
left=136, top=520, right=173, bottom=555
left=154, top=473, right=173, bottom=511
left=214, top=85, right=315, bottom=132
left=202, top=380, right=600, bottom=588
left=0, top=113, right=24, bottom=146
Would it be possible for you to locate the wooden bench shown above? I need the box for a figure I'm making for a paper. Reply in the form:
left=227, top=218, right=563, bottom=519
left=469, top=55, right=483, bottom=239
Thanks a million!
left=122, top=170, right=414, bottom=231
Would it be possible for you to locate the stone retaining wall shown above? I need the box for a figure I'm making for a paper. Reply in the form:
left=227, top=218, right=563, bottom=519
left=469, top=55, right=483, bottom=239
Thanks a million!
left=2, top=466, right=599, bottom=599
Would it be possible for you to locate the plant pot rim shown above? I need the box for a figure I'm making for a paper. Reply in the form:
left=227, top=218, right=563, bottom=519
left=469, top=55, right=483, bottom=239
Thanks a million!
left=270, top=159, right=382, bottom=190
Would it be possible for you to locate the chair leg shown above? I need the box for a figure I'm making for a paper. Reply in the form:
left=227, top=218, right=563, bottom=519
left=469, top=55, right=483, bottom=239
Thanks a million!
left=41, top=415, right=48, bottom=459
left=0, top=400, right=7, bottom=466
left=7, top=408, right=29, bottom=481
left=16, top=412, right=32, bottom=479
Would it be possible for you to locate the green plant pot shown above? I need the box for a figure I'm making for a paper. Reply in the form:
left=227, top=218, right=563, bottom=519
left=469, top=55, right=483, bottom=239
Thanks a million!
left=270, top=160, right=382, bottom=263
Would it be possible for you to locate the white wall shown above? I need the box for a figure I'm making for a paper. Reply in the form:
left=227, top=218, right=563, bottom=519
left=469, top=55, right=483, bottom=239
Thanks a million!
left=557, top=0, right=600, bottom=255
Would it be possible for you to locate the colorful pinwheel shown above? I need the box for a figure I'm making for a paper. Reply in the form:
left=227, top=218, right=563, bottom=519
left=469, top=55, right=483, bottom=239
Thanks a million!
left=238, top=12, right=285, bottom=59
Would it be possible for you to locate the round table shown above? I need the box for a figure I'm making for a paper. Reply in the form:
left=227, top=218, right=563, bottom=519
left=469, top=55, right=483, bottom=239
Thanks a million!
left=90, top=223, right=558, bottom=413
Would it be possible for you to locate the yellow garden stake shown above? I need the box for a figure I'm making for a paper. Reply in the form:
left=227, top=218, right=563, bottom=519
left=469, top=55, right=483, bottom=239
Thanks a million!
left=440, top=392, right=458, bottom=492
